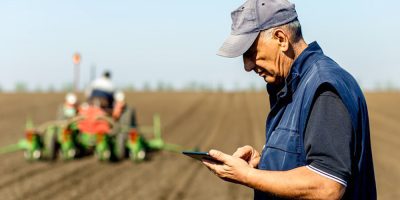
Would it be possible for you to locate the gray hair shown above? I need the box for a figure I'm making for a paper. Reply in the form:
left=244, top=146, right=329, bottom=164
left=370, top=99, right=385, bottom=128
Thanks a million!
left=261, top=19, right=303, bottom=43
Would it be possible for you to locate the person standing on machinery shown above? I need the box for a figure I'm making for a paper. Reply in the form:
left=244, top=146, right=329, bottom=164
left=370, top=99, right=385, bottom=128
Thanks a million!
left=85, top=70, right=115, bottom=112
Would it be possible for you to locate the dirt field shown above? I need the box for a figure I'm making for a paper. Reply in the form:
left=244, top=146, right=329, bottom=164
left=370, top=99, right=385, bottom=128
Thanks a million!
left=0, top=92, right=398, bottom=200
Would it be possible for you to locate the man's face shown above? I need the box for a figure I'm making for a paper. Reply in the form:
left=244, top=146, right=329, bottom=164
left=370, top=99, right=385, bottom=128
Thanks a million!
left=243, top=32, right=288, bottom=84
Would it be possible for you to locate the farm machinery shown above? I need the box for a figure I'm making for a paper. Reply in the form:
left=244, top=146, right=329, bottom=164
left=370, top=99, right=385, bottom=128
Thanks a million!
left=0, top=92, right=186, bottom=162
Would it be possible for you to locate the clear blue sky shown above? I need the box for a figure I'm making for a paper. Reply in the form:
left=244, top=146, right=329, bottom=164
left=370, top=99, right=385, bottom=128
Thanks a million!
left=0, top=0, right=399, bottom=91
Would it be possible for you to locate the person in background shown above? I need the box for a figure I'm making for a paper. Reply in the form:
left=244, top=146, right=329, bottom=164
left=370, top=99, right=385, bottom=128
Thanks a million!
left=85, top=71, right=115, bottom=110
left=60, top=92, right=79, bottom=119
left=112, top=91, right=126, bottom=120
left=112, top=91, right=137, bottom=127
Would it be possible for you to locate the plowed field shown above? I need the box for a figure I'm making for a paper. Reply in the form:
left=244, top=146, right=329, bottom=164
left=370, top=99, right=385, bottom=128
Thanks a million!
left=0, top=92, right=398, bottom=199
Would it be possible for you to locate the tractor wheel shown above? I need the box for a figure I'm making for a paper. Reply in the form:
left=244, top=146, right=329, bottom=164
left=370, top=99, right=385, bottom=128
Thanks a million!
left=130, top=109, right=138, bottom=127
left=61, top=148, right=77, bottom=160
left=96, top=149, right=111, bottom=161
left=137, top=150, right=146, bottom=160
left=24, top=150, right=41, bottom=161
left=119, top=108, right=137, bottom=128
left=45, top=130, right=58, bottom=160
left=115, top=133, right=127, bottom=161
left=129, top=149, right=146, bottom=162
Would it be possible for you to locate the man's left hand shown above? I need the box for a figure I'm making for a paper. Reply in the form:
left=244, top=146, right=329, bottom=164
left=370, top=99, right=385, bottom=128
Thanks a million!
left=202, top=149, right=253, bottom=185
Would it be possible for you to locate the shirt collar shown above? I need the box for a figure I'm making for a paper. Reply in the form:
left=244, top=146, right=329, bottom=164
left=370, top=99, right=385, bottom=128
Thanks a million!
left=267, top=41, right=324, bottom=102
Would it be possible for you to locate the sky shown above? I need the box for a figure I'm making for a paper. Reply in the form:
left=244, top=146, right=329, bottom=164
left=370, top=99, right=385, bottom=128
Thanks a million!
left=0, top=0, right=399, bottom=91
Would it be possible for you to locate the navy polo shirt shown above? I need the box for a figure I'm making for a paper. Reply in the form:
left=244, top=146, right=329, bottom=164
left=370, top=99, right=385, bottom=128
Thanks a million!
left=305, top=84, right=352, bottom=188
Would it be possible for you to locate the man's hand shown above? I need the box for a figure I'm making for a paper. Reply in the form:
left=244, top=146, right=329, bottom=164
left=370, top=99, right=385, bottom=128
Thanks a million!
left=202, top=149, right=254, bottom=185
left=232, top=145, right=260, bottom=168
left=202, top=149, right=345, bottom=199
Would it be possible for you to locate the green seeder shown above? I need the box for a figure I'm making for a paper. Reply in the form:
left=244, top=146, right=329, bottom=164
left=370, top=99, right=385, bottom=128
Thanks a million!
left=0, top=113, right=188, bottom=162
left=0, top=91, right=195, bottom=163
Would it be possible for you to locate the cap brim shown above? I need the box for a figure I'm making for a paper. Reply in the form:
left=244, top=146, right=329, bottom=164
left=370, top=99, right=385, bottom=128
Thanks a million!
left=217, top=32, right=259, bottom=58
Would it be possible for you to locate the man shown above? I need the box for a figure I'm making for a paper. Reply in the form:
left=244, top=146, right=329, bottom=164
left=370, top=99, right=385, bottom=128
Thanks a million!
left=85, top=71, right=115, bottom=109
left=202, top=0, right=376, bottom=199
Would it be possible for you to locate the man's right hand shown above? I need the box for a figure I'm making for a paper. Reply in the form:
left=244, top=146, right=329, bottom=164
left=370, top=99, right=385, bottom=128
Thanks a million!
left=232, top=145, right=261, bottom=168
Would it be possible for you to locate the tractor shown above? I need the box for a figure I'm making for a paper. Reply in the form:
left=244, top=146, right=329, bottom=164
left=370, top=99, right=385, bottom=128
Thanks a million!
left=0, top=92, right=188, bottom=162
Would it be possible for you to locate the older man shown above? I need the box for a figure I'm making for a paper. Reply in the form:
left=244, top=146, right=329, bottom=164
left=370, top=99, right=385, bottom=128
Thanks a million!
left=202, top=0, right=376, bottom=199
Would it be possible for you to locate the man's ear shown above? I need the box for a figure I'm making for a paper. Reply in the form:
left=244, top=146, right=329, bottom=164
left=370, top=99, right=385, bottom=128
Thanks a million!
left=273, top=29, right=289, bottom=52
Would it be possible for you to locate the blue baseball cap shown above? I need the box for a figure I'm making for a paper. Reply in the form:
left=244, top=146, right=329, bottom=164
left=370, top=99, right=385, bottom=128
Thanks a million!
left=217, top=0, right=298, bottom=58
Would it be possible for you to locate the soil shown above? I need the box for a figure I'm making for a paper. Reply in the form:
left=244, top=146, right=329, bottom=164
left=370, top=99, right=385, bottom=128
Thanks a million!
left=0, top=92, right=398, bottom=199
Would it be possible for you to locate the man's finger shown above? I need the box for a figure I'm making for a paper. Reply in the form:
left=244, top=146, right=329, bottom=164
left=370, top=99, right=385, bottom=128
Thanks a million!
left=202, top=158, right=219, bottom=166
left=209, top=149, right=229, bottom=163
left=249, top=157, right=260, bottom=168
left=232, top=146, right=250, bottom=158
left=232, top=149, right=246, bottom=158
left=202, top=159, right=214, bottom=169
left=202, top=160, right=222, bottom=176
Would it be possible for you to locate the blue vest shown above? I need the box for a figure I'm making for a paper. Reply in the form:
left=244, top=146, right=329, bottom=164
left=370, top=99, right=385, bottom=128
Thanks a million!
left=254, top=42, right=376, bottom=200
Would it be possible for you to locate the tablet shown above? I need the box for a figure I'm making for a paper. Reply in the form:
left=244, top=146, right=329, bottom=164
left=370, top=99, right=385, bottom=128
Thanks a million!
left=182, top=151, right=219, bottom=162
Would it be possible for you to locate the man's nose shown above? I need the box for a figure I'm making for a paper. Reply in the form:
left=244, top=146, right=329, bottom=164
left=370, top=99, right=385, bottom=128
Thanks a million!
left=243, top=55, right=256, bottom=72
left=244, top=64, right=253, bottom=72
left=243, top=61, right=255, bottom=72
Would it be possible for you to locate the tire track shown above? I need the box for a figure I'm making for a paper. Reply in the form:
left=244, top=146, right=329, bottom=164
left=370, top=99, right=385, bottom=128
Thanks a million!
left=163, top=93, right=232, bottom=200
left=161, top=93, right=209, bottom=137
left=34, top=162, right=131, bottom=200
left=0, top=161, right=67, bottom=191
left=97, top=157, right=179, bottom=199
left=0, top=158, right=94, bottom=200
left=157, top=93, right=221, bottom=147
left=76, top=153, right=191, bottom=199
left=112, top=156, right=198, bottom=200
left=0, top=153, right=32, bottom=175
left=182, top=93, right=257, bottom=200
left=20, top=159, right=101, bottom=200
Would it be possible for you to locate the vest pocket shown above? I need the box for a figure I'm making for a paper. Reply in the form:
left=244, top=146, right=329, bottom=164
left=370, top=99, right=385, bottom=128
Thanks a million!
left=265, top=127, right=301, bottom=153
left=260, top=128, right=302, bottom=170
